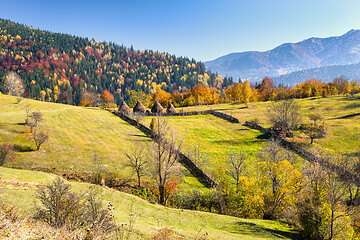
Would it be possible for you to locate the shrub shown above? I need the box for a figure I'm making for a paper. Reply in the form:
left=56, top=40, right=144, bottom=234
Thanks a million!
left=35, top=177, right=84, bottom=229
left=82, top=188, right=116, bottom=233
left=0, top=143, right=15, bottom=166
left=35, top=177, right=116, bottom=235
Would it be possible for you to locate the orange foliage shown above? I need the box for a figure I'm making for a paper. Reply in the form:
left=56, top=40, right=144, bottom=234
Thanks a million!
left=100, top=90, right=114, bottom=108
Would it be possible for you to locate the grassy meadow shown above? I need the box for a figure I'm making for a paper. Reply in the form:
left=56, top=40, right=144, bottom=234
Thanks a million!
left=0, top=94, right=206, bottom=190
left=143, top=114, right=267, bottom=176
left=0, top=167, right=297, bottom=240
left=0, top=94, right=150, bottom=175
left=1, top=93, right=359, bottom=239
left=175, top=94, right=360, bottom=156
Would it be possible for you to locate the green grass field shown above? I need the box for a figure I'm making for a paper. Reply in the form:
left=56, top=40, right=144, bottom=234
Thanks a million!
left=143, top=114, right=267, bottom=175
left=1, top=93, right=359, bottom=239
left=0, top=94, right=206, bottom=190
left=0, top=94, right=150, bottom=175
left=177, top=95, right=360, bottom=156
left=0, top=167, right=297, bottom=239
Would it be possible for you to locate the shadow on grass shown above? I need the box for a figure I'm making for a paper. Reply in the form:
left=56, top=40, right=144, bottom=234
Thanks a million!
left=224, top=221, right=299, bottom=239
left=348, top=151, right=360, bottom=157
left=309, top=97, right=320, bottom=100
left=130, top=134, right=150, bottom=138
left=13, top=144, right=33, bottom=152
left=333, top=113, right=360, bottom=119
left=345, top=103, right=360, bottom=109
left=256, top=132, right=270, bottom=140
left=345, top=95, right=360, bottom=101
left=213, top=139, right=264, bottom=146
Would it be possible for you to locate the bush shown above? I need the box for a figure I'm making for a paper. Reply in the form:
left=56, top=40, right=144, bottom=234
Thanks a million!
left=35, top=177, right=116, bottom=234
left=35, top=177, right=84, bottom=229
left=0, top=143, right=15, bottom=166
left=82, top=188, right=116, bottom=233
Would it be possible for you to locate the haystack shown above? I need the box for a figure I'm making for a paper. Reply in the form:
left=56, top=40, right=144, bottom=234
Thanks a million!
left=151, top=100, right=164, bottom=114
left=133, top=101, right=146, bottom=114
left=118, top=101, right=131, bottom=114
left=166, top=103, right=177, bottom=114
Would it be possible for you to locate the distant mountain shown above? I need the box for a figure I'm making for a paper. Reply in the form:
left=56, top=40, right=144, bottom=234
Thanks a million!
left=205, top=30, right=360, bottom=83
left=272, top=62, right=360, bottom=86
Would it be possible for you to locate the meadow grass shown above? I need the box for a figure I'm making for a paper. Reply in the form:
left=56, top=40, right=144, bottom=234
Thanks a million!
left=177, top=95, right=360, bottom=156
left=143, top=114, right=267, bottom=175
left=0, top=167, right=297, bottom=239
left=0, top=94, right=204, bottom=189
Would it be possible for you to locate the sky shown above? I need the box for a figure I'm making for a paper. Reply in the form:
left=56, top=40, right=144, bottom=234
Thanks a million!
left=1, top=0, right=360, bottom=62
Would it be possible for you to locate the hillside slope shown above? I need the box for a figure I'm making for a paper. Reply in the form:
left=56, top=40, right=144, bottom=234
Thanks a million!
left=0, top=18, right=227, bottom=105
left=205, top=30, right=360, bottom=82
left=0, top=167, right=297, bottom=239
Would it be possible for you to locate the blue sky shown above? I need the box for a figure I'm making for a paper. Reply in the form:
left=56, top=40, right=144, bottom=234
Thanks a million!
left=1, top=0, right=360, bottom=61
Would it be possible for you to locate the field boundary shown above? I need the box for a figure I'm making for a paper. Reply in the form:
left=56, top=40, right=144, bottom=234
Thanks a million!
left=244, top=121, right=360, bottom=184
left=120, top=109, right=240, bottom=123
left=110, top=110, right=218, bottom=188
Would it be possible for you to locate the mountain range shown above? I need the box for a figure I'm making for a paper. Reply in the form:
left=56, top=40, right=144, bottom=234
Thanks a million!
left=205, top=30, right=360, bottom=84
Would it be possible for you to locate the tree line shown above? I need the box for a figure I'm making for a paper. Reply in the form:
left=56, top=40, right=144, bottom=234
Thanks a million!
left=0, top=18, right=233, bottom=106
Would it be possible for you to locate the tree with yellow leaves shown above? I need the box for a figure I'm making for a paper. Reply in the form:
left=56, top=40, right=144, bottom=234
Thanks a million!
left=153, top=90, right=172, bottom=107
left=258, top=140, right=303, bottom=220
left=241, top=80, right=251, bottom=106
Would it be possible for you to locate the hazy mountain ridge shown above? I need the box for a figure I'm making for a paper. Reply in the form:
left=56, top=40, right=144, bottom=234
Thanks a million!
left=272, top=62, right=360, bottom=86
left=205, top=30, right=360, bottom=82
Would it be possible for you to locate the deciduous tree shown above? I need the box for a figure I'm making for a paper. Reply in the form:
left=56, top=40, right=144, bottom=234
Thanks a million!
left=100, top=90, right=114, bottom=108
left=3, top=71, right=25, bottom=97
left=268, top=98, right=301, bottom=138
left=227, top=151, right=246, bottom=193
left=148, top=117, right=181, bottom=205
left=125, top=147, right=147, bottom=187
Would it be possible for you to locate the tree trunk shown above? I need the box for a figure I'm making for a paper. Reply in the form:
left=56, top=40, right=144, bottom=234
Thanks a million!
left=330, top=207, right=334, bottom=240
left=159, top=185, right=165, bottom=205
left=137, top=172, right=141, bottom=188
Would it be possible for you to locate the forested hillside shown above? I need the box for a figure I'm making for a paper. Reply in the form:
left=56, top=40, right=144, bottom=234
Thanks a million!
left=0, top=18, right=229, bottom=105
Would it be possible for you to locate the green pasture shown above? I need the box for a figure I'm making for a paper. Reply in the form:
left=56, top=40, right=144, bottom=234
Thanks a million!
left=177, top=95, right=360, bottom=156
left=0, top=94, right=205, bottom=190
left=0, top=167, right=297, bottom=240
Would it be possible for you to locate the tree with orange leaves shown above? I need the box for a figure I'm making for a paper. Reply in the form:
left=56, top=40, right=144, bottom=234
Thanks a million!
left=153, top=90, right=172, bottom=107
left=100, top=90, right=114, bottom=108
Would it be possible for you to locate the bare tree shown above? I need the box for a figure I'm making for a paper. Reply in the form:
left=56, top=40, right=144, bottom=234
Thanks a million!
left=125, top=147, right=147, bottom=187
left=93, top=153, right=105, bottom=185
left=268, top=98, right=301, bottom=138
left=4, top=71, right=25, bottom=97
left=338, top=154, right=360, bottom=205
left=30, top=111, right=43, bottom=128
left=309, top=113, right=322, bottom=125
left=187, top=145, right=209, bottom=171
left=323, top=161, right=347, bottom=240
left=148, top=117, right=181, bottom=205
left=227, top=151, right=246, bottom=193
left=24, top=102, right=31, bottom=125
left=31, top=130, right=49, bottom=150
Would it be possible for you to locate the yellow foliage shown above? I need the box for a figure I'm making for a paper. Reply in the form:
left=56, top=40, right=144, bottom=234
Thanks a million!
left=137, top=79, right=143, bottom=86
left=40, top=90, right=46, bottom=101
